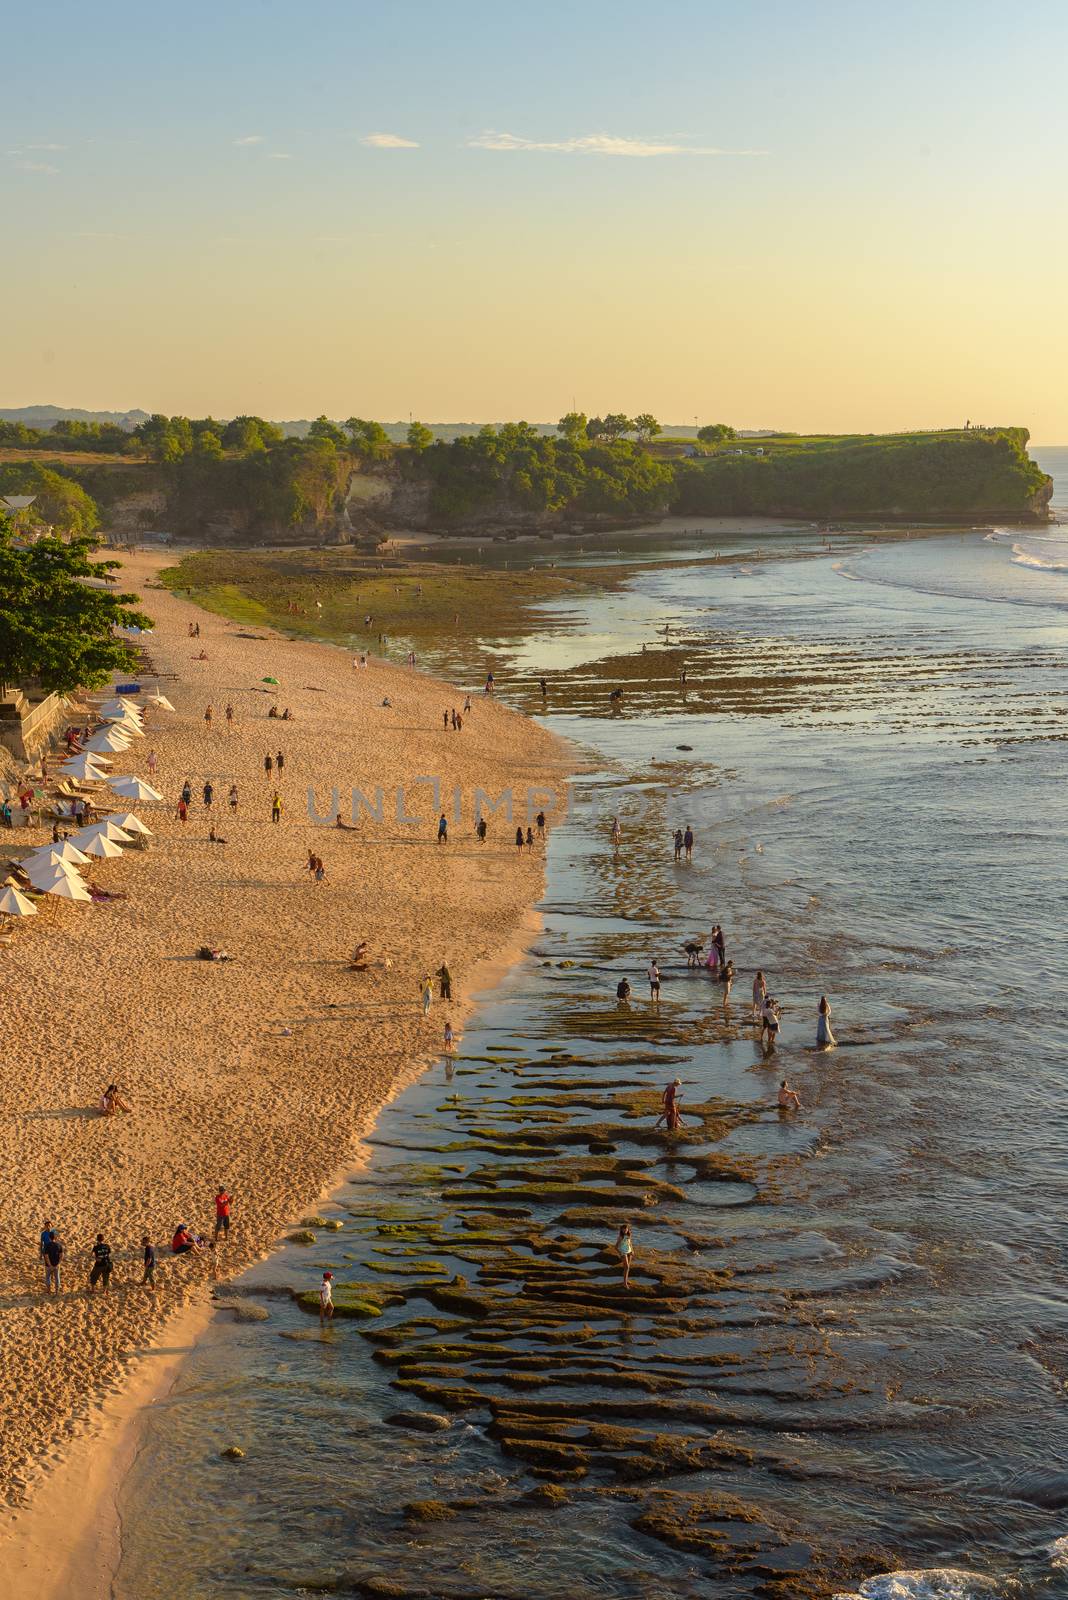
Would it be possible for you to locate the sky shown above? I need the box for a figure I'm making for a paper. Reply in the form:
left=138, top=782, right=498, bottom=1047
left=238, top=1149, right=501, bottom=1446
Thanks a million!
left=3, top=0, right=1068, bottom=438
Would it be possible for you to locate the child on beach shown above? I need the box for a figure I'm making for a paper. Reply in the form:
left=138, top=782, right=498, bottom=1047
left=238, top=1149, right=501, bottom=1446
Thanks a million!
left=421, top=975, right=433, bottom=1015
left=319, top=1271, right=334, bottom=1323
left=614, top=1223, right=634, bottom=1289
left=444, top=1022, right=454, bottom=1053
left=142, top=1235, right=156, bottom=1288
left=778, top=1079, right=803, bottom=1111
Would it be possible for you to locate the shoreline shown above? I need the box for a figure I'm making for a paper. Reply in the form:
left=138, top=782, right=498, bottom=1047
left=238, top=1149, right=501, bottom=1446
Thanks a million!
left=4, top=903, right=549, bottom=1600
left=0, top=550, right=574, bottom=1596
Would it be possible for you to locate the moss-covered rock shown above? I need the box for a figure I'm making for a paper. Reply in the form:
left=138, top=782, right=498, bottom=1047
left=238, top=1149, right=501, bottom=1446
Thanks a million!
left=402, top=1500, right=455, bottom=1523
left=288, top=1229, right=317, bottom=1245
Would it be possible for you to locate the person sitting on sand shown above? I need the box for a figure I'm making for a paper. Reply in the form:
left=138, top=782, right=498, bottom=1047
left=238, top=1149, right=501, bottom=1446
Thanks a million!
left=171, top=1224, right=202, bottom=1256
left=281, top=708, right=292, bottom=721
left=348, top=941, right=370, bottom=971
left=197, top=945, right=232, bottom=961
left=335, top=814, right=357, bottom=830
left=268, top=705, right=279, bottom=718
left=778, top=1078, right=803, bottom=1111
left=208, top=825, right=227, bottom=845
left=614, top=1223, right=634, bottom=1289
left=100, top=1084, right=131, bottom=1116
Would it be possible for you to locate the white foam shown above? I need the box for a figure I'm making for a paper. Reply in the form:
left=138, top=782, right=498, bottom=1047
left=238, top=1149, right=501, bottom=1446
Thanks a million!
left=833, top=1571, right=1000, bottom=1600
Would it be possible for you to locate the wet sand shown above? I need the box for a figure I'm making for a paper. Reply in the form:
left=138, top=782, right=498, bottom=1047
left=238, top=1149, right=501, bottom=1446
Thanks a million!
left=0, top=551, right=571, bottom=1585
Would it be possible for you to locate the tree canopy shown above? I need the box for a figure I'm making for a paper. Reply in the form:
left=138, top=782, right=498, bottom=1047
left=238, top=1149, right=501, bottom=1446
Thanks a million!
left=697, top=423, right=737, bottom=443
left=0, top=462, right=100, bottom=536
left=406, top=420, right=434, bottom=452
left=0, top=516, right=152, bottom=694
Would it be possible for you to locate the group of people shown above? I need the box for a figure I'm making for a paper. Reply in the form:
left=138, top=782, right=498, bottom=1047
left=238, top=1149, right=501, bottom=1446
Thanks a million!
left=37, top=1190, right=232, bottom=1298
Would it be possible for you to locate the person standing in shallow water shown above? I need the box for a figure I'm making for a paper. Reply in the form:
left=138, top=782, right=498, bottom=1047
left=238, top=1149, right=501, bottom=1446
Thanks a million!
left=615, top=1223, right=634, bottom=1289
left=684, top=825, right=694, bottom=861
left=817, top=994, right=837, bottom=1048
left=673, top=829, right=683, bottom=862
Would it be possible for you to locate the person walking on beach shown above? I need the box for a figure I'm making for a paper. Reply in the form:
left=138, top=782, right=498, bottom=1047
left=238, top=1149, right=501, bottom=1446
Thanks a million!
left=515, top=826, right=524, bottom=851
left=476, top=816, right=487, bottom=843
left=752, top=970, right=767, bottom=1020
left=276, top=750, right=284, bottom=775
left=214, top=1188, right=232, bottom=1242
left=673, top=828, right=683, bottom=862
left=203, top=781, right=213, bottom=810
left=89, top=1233, right=113, bottom=1294
left=229, top=783, right=239, bottom=814
left=721, top=960, right=735, bottom=1006
left=614, top=1223, right=634, bottom=1289
left=684, top=825, right=694, bottom=862
left=225, top=704, right=234, bottom=731
left=525, top=826, right=534, bottom=851
left=176, top=796, right=188, bottom=824
left=319, top=1271, right=334, bottom=1324
left=141, top=1235, right=156, bottom=1289
left=536, top=810, right=546, bottom=838
left=147, top=748, right=158, bottom=777
left=761, top=996, right=781, bottom=1052
left=181, top=780, right=192, bottom=807
left=421, top=974, right=434, bottom=1016
left=778, top=1078, right=803, bottom=1111
left=271, top=792, right=283, bottom=824
left=264, top=753, right=273, bottom=779
left=313, top=859, right=326, bottom=884
left=43, top=1231, right=63, bottom=1295
left=654, top=1078, right=684, bottom=1131
left=437, top=813, right=448, bottom=845
left=437, top=962, right=452, bottom=1002
left=817, top=995, right=837, bottom=1048
left=648, top=960, right=662, bottom=1007
left=204, top=705, right=213, bottom=731
left=39, top=1219, right=55, bottom=1284
left=443, top=709, right=450, bottom=730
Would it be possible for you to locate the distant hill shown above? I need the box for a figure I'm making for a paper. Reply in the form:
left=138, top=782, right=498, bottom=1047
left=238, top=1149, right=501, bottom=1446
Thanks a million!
left=0, top=405, right=149, bottom=430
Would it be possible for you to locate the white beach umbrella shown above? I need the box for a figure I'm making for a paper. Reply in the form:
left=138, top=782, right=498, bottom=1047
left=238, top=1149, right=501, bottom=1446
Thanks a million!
left=85, top=728, right=132, bottom=753
left=0, top=884, right=37, bottom=918
left=145, top=692, right=175, bottom=711
left=25, top=841, right=91, bottom=868
left=69, top=821, right=132, bottom=848
left=78, top=832, right=125, bottom=860
left=41, top=874, right=92, bottom=904
left=24, top=859, right=82, bottom=890
left=105, top=715, right=144, bottom=736
left=102, top=812, right=153, bottom=837
left=60, top=753, right=110, bottom=779
left=108, top=775, right=164, bottom=802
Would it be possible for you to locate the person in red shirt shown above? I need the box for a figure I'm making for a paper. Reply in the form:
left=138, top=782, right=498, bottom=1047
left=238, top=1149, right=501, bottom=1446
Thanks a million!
left=214, top=1187, right=233, bottom=1242
left=171, top=1224, right=202, bottom=1256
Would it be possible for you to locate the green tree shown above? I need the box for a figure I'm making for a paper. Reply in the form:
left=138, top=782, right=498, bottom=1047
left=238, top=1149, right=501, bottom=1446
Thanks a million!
left=632, top=413, right=661, bottom=443
left=557, top=411, right=588, bottom=441
left=222, top=415, right=283, bottom=453
left=585, top=416, right=606, bottom=441
left=0, top=515, right=152, bottom=693
left=134, top=413, right=194, bottom=462
left=601, top=413, right=633, bottom=442
left=0, top=463, right=100, bottom=536
left=308, top=414, right=347, bottom=447
left=344, top=418, right=391, bottom=460
left=697, top=423, right=737, bottom=444
left=406, top=420, right=434, bottom=452
left=193, top=428, right=224, bottom=460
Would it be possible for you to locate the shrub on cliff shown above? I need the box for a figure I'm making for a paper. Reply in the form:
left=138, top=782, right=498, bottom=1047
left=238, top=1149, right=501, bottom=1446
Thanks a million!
left=0, top=462, right=101, bottom=536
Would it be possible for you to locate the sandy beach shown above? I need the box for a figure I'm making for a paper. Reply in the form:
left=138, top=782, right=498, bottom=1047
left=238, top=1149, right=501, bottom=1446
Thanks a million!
left=0, top=550, right=571, bottom=1584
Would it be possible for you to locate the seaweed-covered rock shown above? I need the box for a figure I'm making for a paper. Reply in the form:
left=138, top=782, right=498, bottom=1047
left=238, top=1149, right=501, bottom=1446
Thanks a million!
left=288, top=1229, right=317, bottom=1245
left=220, top=1445, right=245, bottom=1460
left=384, top=1410, right=452, bottom=1434
left=402, top=1499, right=455, bottom=1522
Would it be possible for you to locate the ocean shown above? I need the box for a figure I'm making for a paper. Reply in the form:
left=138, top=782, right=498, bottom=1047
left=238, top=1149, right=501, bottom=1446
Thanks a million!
left=113, top=489, right=1068, bottom=1600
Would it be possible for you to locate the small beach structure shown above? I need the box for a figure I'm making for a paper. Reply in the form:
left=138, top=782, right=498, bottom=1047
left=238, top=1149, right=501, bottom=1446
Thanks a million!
left=0, top=884, right=37, bottom=919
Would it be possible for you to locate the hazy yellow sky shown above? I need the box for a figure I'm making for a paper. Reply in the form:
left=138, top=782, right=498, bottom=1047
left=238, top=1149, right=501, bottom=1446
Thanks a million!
left=4, top=0, right=1068, bottom=438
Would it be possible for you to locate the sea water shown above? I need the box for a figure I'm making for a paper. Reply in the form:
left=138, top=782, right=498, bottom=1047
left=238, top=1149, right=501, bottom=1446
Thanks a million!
left=114, top=512, right=1068, bottom=1599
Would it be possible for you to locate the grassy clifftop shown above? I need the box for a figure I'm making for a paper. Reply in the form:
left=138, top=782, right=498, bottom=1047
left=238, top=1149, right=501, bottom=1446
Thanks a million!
left=671, top=428, right=1051, bottom=520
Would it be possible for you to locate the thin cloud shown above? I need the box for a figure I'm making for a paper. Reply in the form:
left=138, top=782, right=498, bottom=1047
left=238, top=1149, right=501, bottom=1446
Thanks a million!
left=268, top=152, right=294, bottom=160
left=26, top=142, right=67, bottom=151
left=466, top=131, right=764, bottom=158
left=12, top=158, right=59, bottom=174
left=68, top=230, right=129, bottom=239
left=233, top=134, right=265, bottom=146
left=361, top=131, right=419, bottom=149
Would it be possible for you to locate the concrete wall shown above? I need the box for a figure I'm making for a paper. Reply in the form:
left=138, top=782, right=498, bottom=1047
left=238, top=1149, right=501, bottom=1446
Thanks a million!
left=0, top=690, right=70, bottom=763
